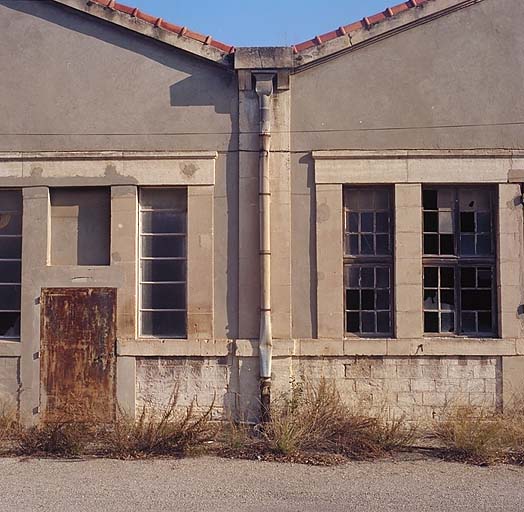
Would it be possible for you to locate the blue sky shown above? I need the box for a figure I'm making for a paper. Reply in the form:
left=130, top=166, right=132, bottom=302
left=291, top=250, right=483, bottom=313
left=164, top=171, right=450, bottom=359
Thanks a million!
left=127, top=0, right=396, bottom=46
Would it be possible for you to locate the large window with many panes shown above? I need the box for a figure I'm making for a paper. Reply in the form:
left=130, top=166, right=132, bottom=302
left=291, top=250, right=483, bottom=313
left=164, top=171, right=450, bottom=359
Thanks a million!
left=0, top=190, right=22, bottom=340
left=139, top=188, right=187, bottom=338
left=344, top=187, right=393, bottom=336
left=423, top=187, right=496, bottom=336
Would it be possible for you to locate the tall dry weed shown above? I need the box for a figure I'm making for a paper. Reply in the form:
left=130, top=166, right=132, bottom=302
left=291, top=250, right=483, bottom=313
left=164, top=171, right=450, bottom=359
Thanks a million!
left=102, top=391, right=217, bottom=458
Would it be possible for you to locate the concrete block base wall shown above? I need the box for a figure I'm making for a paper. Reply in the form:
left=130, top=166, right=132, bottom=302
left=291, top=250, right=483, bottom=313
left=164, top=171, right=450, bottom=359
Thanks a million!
left=134, top=354, right=503, bottom=422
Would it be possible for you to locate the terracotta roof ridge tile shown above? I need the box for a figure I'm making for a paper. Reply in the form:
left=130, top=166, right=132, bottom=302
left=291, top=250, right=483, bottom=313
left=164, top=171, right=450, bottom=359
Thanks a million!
left=87, top=0, right=235, bottom=54
left=293, top=0, right=430, bottom=54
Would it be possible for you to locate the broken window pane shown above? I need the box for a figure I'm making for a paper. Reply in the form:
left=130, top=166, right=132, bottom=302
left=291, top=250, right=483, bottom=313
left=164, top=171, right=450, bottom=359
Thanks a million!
left=460, top=212, right=475, bottom=233
left=424, top=267, right=438, bottom=288
left=423, top=190, right=438, bottom=210
left=424, top=234, right=439, bottom=255
left=424, top=212, right=438, bottom=232
left=424, top=312, right=439, bottom=333
left=0, top=313, right=20, bottom=338
left=423, top=266, right=456, bottom=334
left=440, top=267, right=454, bottom=288
left=459, top=266, right=494, bottom=334
left=424, top=289, right=438, bottom=310
left=344, top=265, right=391, bottom=336
left=441, top=313, right=455, bottom=333
left=440, top=235, right=454, bottom=255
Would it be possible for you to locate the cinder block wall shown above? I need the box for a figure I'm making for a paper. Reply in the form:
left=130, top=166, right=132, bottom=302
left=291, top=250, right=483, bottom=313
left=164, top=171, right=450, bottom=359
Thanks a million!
left=293, top=356, right=501, bottom=421
left=134, top=355, right=502, bottom=422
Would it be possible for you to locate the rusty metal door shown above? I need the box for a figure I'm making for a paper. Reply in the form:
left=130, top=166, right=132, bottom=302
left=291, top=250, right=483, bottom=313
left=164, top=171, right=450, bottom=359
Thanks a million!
left=40, top=288, right=116, bottom=422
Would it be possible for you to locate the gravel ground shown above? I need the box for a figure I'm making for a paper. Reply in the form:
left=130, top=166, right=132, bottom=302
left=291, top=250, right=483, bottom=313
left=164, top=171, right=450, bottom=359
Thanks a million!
left=0, top=455, right=523, bottom=511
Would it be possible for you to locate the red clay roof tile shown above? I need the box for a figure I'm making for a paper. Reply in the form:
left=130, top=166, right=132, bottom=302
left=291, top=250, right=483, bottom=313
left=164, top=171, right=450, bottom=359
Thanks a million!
left=87, top=0, right=235, bottom=54
left=294, top=0, right=430, bottom=54
left=86, top=0, right=431, bottom=57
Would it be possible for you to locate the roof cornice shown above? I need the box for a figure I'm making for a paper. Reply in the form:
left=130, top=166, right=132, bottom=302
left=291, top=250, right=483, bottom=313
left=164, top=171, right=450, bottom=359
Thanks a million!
left=50, top=0, right=235, bottom=67
left=293, top=0, right=485, bottom=70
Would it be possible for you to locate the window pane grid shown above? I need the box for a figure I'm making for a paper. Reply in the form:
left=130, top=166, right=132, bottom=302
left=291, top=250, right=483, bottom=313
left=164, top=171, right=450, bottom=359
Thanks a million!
left=345, top=265, right=391, bottom=335
left=423, top=186, right=496, bottom=337
left=344, top=187, right=393, bottom=337
left=0, top=190, right=22, bottom=339
left=139, top=188, right=187, bottom=339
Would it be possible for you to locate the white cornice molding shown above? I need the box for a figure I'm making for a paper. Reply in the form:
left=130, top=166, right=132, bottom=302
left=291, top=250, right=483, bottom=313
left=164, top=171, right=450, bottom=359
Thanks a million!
left=313, top=149, right=524, bottom=184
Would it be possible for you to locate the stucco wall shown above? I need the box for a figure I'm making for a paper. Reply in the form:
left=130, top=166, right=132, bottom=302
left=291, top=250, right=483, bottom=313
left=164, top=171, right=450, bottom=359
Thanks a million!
left=0, top=357, right=20, bottom=405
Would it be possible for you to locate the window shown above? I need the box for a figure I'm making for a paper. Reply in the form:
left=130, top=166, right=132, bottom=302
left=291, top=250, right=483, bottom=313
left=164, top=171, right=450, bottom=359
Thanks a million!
left=344, top=187, right=393, bottom=336
left=0, top=190, right=22, bottom=339
left=423, top=187, right=496, bottom=336
left=139, top=188, right=187, bottom=338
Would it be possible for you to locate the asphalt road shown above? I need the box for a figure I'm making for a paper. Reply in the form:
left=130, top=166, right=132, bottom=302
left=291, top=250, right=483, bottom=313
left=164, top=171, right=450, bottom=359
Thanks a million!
left=0, top=455, right=523, bottom=511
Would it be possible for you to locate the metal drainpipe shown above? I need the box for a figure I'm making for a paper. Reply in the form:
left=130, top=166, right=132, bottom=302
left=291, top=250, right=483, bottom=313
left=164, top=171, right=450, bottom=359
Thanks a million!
left=255, top=73, right=274, bottom=423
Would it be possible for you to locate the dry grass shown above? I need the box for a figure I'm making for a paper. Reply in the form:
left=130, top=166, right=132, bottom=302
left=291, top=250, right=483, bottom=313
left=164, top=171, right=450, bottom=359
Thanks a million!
left=430, top=405, right=507, bottom=465
left=0, top=399, right=19, bottom=444
left=101, top=393, right=218, bottom=459
left=17, top=420, right=91, bottom=457
left=221, top=379, right=416, bottom=462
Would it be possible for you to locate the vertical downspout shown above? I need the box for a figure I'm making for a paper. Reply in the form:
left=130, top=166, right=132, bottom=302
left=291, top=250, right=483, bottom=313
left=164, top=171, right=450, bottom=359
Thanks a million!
left=255, top=73, right=274, bottom=422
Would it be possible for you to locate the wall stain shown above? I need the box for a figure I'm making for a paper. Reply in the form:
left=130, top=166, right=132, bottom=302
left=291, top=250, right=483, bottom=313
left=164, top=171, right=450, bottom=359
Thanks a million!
left=317, top=203, right=330, bottom=223
left=182, top=163, right=198, bottom=178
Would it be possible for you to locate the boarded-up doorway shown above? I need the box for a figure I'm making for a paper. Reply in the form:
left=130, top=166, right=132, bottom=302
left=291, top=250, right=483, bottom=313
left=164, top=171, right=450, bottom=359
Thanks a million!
left=40, top=288, right=116, bottom=421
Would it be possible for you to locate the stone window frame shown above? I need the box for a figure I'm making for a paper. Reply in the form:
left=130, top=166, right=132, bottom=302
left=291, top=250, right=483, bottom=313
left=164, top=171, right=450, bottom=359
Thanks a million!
left=313, top=149, right=524, bottom=345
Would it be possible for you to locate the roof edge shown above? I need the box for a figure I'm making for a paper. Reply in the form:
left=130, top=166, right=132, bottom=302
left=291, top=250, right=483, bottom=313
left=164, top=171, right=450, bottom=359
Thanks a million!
left=293, top=0, right=485, bottom=69
left=50, top=0, right=235, bottom=67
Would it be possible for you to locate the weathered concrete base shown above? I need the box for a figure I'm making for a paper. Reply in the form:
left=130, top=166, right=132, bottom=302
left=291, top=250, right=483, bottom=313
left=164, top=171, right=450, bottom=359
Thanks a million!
left=131, top=354, right=505, bottom=422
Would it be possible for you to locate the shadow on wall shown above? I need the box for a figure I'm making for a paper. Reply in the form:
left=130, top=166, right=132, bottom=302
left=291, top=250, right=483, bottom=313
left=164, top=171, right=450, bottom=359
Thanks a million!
left=2, top=0, right=240, bottom=338
left=0, top=0, right=236, bottom=115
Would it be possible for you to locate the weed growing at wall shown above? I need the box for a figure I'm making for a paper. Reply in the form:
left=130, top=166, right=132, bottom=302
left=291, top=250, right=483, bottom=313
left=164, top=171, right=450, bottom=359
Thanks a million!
left=101, top=391, right=217, bottom=459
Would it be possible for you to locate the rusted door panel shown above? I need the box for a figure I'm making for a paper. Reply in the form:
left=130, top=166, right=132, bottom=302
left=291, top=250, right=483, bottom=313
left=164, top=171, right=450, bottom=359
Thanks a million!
left=40, top=288, right=116, bottom=422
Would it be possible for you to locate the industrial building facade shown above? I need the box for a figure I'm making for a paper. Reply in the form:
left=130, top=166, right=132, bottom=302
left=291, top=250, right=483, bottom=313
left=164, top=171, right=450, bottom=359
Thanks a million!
left=0, top=0, right=523, bottom=423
